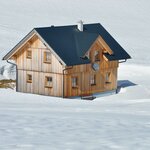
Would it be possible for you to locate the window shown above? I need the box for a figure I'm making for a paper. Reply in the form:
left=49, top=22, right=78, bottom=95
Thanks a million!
left=94, top=51, right=100, bottom=61
left=26, top=50, right=32, bottom=59
left=105, top=72, right=111, bottom=84
left=27, top=74, right=32, bottom=83
left=45, top=76, right=53, bottom=87
left=72, top=77, right=78, bottom=88
left=90, top=74, right=96, bottom=85
left=44, top=52, right=51, bottom=63
left=86, top=51, right=89, bottom=59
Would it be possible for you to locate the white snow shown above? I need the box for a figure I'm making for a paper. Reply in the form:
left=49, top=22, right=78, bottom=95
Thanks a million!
left=0, top=64, right=150, bottom=149
left=0, top=0, right=150, bottom=149
left=0, top=0, right=150, bottom=67
left=0, top=64, right=16, bottom=80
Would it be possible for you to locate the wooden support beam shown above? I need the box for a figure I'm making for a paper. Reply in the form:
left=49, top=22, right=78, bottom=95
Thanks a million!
left=97, top=36, right=114, bottom=55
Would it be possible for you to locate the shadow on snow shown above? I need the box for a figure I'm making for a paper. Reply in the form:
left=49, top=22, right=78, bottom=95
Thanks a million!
left=116, top=80, right=137, bottom=93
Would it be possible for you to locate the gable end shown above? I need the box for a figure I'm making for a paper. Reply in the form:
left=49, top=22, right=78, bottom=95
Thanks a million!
left=3, top=29, right=66, bottom=66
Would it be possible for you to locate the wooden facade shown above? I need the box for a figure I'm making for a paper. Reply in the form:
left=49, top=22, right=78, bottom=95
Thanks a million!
left=63, top=36, right=118, bottom=97
left=9, top=34, right=119, bottom=98
left=13, top=35, right=63, bottom=97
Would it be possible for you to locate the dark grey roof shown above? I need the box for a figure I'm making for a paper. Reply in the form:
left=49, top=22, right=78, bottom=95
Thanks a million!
left=35, top=23, right=131, bottom=66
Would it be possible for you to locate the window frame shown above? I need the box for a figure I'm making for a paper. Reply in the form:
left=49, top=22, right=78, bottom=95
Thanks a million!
left=44, top=51, right=51, bottom=63
left=72, top=76, right=78, bottom=88
left=94, top=50, right=100, bottom=62
left=105, top=72, right=111, bottom=84
left=27, top=74, right=32, bottom=83
left=26, top=50, right=32, bottom=59
left=45, top=76, right=53, bottom=88
left=90, top=74, right=96, bottom=86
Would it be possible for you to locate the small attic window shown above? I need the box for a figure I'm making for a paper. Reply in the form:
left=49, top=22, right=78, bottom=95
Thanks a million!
left=44, top=52, right=51, bottom=63
left=81, top=52, right=89, bottom=60
left=94, top=51, right=100, bottom=61
left=86, top=51, right=89, bottom=59
left=26, top=50, right=32, bottom=59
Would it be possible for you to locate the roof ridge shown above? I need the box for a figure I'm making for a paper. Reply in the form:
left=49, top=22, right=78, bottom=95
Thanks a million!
left=34, top=23, right=100, bottom=29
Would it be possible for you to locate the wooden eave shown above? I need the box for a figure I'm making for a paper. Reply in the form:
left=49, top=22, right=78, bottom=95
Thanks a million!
left=97, top=35, right=113, bottom=55
left=34, top=30, right=66, bottom=66
left=3, top=29, right=35, bottom=60
left=3, top=29, right=66, bottom=66
left=84, top=35, right=114, bottom=59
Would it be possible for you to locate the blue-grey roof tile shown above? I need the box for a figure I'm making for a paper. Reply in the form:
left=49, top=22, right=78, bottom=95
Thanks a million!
left=35, top=23, right=131, bottom=66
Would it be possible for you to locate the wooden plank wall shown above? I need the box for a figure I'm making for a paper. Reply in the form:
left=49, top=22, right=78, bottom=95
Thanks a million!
left=16, top=36, right=63, bottom=73
left=64, top=66, right=118, bottom=97
left=64, top=36, right=119, bottom=97
left=17, top=70, right=63, bottom=96
left=16, top=35, right=63, bottom=97
left=15, top=34, right=119, bottom=98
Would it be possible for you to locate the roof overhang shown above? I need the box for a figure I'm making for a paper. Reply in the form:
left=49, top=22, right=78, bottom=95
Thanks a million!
left=34, top=30, right=66, bottom=66
left=3, top=29, right=35, bottom=60
left=84, top=35, right=131, bottom=61
left=3, top=29, right=66, bottom=66
left=97, top=35, right=114, bottom=55
left=83, top=35, right=114, bottom=57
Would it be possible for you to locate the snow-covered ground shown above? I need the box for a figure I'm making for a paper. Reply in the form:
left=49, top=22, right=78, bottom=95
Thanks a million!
left=0, top=0, right=150, bottom=149
left=0, top=64, right=150, bottom=150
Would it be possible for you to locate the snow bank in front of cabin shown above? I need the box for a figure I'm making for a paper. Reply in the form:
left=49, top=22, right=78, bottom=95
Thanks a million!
left=0, top=90, right=150, bottom=150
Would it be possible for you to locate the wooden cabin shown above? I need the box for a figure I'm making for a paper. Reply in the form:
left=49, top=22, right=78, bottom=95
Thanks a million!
left=3, top=21, right=131, bottom=98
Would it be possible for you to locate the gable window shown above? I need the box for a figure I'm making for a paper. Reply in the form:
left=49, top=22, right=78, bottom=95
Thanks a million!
left=85, top=51, right=89, bottom=59
left=44, top=52, right=51, bottom=63
left=105, top=72, right=111, bottom=84
left=94, top=51, right=100, bottom=61
left=72, top=77, right=78, bottom=88
left=45, top=76, right=53, bottom=88
left=27, top=74, right=32, bottom=83
left=90, top=74, right=96, bottom=85
left=26, top=50, right=32, bottom=59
